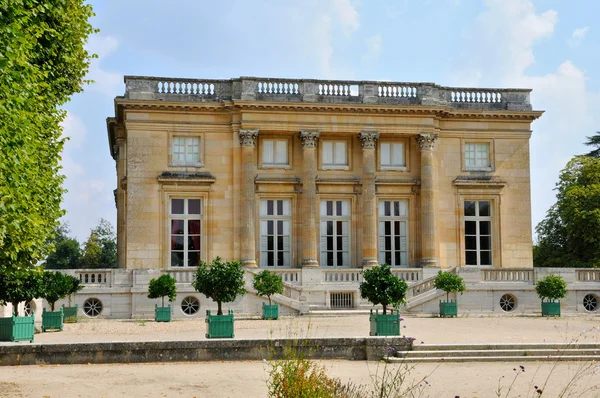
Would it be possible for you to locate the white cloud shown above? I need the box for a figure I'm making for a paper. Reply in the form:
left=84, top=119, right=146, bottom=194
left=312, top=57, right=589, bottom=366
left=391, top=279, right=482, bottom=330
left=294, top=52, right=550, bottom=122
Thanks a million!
left=330, top=0, right=359, bottom=34
left=312, top=15, right=335, bottom=78
left=568, top=26, right=589, bottom=48
left=363, top=34, right=382, bottom=63
left=85, top=36, right=122, bottom=97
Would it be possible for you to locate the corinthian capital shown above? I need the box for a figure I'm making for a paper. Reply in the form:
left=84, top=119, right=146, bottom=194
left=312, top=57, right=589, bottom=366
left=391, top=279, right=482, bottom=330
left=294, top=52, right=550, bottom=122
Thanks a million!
left=239, top=129, right=259, bottom=147
left=299, top=131, right=320, bottom=148
left=358, top=131, right=380, bottom=149
left=416, top=133, right=438, bottom=151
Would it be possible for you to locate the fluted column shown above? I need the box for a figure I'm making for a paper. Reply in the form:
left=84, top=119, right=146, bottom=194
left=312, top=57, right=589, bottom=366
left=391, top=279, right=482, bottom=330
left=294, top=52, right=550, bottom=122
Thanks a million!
left=299, top=131, right=320, bottom=267
left=358, top=131, right=380, bottom=268
left=416, top=133, right=439, bottom=267
left=239, top=129, right=259, bottom=268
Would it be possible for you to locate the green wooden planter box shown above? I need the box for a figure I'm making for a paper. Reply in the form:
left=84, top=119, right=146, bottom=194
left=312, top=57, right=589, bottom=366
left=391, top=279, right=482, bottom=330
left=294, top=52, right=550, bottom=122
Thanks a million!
left=155, top=304, right=171, bottom=322
left=205, top=310, right=235, bottom=338
left=262, top=303, right=279, bottom=320
left=62, top=305, right=78, bottom=323
left=0, top=313, right=35, bottom=343
left=439, top=300, right=457, bottom=317
left=369, top=309, right=400, bottom=336
left=542, top=300, right=561, bottom=317
left=42, top=308, right=64, bottom=332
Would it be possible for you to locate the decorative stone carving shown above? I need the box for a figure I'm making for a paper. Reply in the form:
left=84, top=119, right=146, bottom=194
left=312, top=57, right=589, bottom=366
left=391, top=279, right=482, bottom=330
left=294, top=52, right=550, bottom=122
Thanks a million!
left=299, top=131, right=320, bottom=148
left=358, top=131, right=380, bottom=149
left=416, top=133, right=438, bottom=151
left=238, top=129, right=259, bottom=147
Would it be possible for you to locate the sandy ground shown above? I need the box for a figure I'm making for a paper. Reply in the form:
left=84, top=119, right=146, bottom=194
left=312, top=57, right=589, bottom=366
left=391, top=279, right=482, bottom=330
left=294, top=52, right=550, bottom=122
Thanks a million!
left=1, top=360, right=600, bottom=398
left=2, top=313, right=599, bottom=345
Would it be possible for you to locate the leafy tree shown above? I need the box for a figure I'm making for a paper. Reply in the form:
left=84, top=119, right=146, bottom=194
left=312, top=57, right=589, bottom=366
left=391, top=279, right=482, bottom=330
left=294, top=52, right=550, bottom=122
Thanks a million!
left=0, top=1, right=97, bottom=271
left=534, top=156, right=600, bottom=268
left=584, top=132, right=600, bottom=158
left=65, top=274, right=83, bottom=307
left=252, top=270, right=283, bottom=305
left=81, top=231, right=102, bottom=268
left=535, top=274, right=567, bottom=302
left=44, top=223, right=81, bottom=269
left=433, top=271, right=466, bottom=302
left=0, top=267, right=44, bottom=316
left=80, top=219, right=117, bottom=268
left=41, top=271, right=75, bottom=311
left=193, top=257, right=246, bottom=315
left=359, top=264, right=408, bottom=314
left=148, top=274, right=177, bottom=307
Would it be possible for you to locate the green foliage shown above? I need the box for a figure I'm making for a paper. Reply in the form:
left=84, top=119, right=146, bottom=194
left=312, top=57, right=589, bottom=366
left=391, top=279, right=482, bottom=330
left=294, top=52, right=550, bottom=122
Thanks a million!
left=44, top=223, right=81, bottom=269
left=253, top=270, right=283, bottom=305
left=359, top=264, right=408, bottom=314
left=534, top=156, right=600, bottom=268
left=80, top=219, right=117, bottom=268
left=535, top=274, right=567, bottom=301
left=192, top=257, right=246, bottom=315
left=0, top=267, right=44, bottom=316
left=0, top=0, right=97, bottom=271
left=584, top=132, right=600, bottom=158
left=41, top=271, right=76, bottom=311
left=433, top=271, right=466, bottom=302
left=148, top=274, right=177, bottom=307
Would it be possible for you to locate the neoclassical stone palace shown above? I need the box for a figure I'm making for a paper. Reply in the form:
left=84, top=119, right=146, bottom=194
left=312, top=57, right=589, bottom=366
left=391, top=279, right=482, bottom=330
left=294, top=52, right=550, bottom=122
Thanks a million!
left=7, top=76, right=599, bottom=320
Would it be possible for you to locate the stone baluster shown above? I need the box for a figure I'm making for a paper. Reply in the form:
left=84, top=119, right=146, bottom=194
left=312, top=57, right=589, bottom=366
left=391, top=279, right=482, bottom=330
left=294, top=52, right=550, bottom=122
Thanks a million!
left=416, top=133, right=439, bottom=267
left=239, top=129, right=259, bottom=268
left=358, top=131, right=380, bottom=268
left=299, top=131, right=320, bottom=267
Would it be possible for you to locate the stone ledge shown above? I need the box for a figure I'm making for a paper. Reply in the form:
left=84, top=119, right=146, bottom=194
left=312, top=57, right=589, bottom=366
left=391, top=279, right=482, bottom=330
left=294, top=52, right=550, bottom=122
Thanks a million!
left=0, top=337, right=411, bottom=366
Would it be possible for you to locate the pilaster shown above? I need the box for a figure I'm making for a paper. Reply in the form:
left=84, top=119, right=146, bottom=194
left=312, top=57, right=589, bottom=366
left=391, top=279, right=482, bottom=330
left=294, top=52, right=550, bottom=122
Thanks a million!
left=358, top=131, right=380, bottom=268
left=299, top=131, right=320, bottom=267
left=239, top=129, right=259, bottom=268
left=416, top=133, right=439, bottom=267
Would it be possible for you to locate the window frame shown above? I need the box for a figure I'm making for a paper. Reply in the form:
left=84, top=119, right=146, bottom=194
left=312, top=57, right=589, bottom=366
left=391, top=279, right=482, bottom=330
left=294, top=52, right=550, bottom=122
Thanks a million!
left=458, top=195, right=501, bottom=268
left=378, top=140, right=408, bottom=171
left=319, top=138, right=351, bottom=171
left=169, top=198, right=203, bottom=268
left=168, top=131, right=204, bottom=168
left=319, top=199, right=352, bottom=267
left=259, top=136, right=293, bottom=169
left=462, top=138, right=494, bottom=172
left=377, top=199, right=409, bottom=267
left=259, top=199, right=292, bottom=268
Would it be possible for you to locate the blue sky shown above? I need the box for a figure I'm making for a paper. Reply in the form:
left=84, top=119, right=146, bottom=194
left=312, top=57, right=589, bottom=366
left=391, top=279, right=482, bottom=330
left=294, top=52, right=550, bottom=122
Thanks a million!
left=62, top=0, right=600, bottom=242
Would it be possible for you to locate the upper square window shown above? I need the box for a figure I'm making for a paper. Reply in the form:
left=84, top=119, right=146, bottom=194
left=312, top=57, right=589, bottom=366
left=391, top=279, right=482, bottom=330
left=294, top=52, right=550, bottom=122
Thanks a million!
left=262, top=139, right=289, bottom=167
left=322, top=141, right=348, bottom=169
left=464, top=143, right=490, bottom=170
left=380, top=142, right=405, bottom=169
left=172, top=136, right=200, bottom=165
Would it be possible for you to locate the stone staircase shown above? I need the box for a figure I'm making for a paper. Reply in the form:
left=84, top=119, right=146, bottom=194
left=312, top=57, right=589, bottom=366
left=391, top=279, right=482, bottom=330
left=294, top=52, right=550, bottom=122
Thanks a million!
left=387, top=343, right=600, bottom=363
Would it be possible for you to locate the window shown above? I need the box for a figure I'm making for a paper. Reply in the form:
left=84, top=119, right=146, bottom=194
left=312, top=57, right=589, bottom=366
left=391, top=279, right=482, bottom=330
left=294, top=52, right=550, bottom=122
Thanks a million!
left=262, top=139, right=288, bottom=166
left=170, top=198, right=202, bottom=267
left=320, top=200, right=350, bottom=267
left=260, top=199, right=291, bottom=267
left=378, top=200, right=408, bottom=266
left=172, top=136, right=200, bottom=164
left=380, top=142, right=405, bottom=169
left=322, top=141, right=348, bottom=169
left=464, top=143, right=490, bottom=169
left=464, top=200, right=492, bottom=266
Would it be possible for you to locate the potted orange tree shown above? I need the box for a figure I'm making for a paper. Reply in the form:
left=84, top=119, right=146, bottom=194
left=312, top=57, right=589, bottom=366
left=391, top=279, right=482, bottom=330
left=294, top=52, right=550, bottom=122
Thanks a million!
left=433, top=270, right=465, bottom=317
left=148, top=274, right=177, bottom=322
left=193, top=257, right=246, bottom=338
left=360, top=264, right=408, bottom=336
left=0, top=268, right=43, bottom=343
left=40, top=271, right=77, bottom=332
left=252, top=270, right=283, bottom=320
left=62, top=275, right=83, bottom=323
left=536, top=274, right=567, bottom=316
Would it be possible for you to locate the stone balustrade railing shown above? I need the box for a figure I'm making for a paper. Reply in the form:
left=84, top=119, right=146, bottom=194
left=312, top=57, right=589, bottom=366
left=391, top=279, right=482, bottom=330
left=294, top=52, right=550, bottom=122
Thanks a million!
left=123, top=76, right=532, bottom=111
left=482, top=269, right=535, bottom=283
left=392, top=269, right=422, bottom=282
left=269, top=269, right=302, bottom=284
left=323, top=270, right=362, bottom=283
left=577, top=269, right=600, bottom=282
left=163, top=269, right=196, bottom=284
left=75, top=270, right=112, bottom=287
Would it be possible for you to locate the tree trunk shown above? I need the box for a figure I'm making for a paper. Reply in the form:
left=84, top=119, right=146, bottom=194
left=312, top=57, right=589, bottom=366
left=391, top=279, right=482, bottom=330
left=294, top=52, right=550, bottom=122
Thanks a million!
left=382, top=304, right=387, bottom=315
left=446, top=292, right=449, bottom=302
left=51, top=302, right=55, bottom=311
left=162, top=296, right=165, bottom=307
left=217, top=301, right=223, bottom=316
left=11, top=301, right=20, bottom=317
left=268, top=295, right=271, bottom=306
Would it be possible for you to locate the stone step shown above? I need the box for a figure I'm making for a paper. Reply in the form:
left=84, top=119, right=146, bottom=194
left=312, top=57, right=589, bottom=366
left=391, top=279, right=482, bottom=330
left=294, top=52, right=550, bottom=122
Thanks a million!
left=411, top=343, right=600, bottom=351
left=396, top=348, right=600, bottom=358
left=386, top=355, right=600, bottom=363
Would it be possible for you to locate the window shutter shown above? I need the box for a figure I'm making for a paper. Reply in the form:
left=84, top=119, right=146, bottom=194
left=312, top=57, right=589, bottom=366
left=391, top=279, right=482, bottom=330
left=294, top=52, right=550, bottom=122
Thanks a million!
left=335, top=142, right=347, bottom=165
left=323, top=142, right=333, bottom=164
left=399, top=200, right=408, bottom=217
left=260, top=221, right=268, bottom=251
left=320, top=222, right=328, bottom=250
left=393, top=143, right=404, bottom=166
left=263, top=140, right=274, bottom=164
left=275, top=140, right=288, bottom=164
left=399, top=221, right=407, bottom=251
left=282, top=200, right=291, bottom=216
left=260, top=200, right=268, bottom=216
left=341, top=200, right=349, bottom=217
left=320, top=200, right=327, bottom=216
left=380, top=143, right=390, bottom=166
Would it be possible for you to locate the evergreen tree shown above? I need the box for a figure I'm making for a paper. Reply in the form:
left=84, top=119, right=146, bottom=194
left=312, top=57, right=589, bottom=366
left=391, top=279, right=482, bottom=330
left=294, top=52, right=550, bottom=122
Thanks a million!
left=584, top=132, right=600, bottom=158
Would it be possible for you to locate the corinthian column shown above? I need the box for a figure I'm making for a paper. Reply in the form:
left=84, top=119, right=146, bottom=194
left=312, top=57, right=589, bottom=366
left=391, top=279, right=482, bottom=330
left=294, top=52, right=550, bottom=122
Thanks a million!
left=239, top=129, right=259, bottom=268
left=299, top=131, right=320, bottom=267
left=358, top=131, right=380, bottom=268
left=416, top=133, right=439, bottom=267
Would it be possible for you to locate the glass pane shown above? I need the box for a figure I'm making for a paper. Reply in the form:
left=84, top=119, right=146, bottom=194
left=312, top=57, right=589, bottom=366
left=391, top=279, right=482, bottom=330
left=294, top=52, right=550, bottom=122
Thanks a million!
left=465, top=221, right=477, bottom=235
left=277, top=236, right=283, bottom=250
left=465, top=251, right=477, bottom=265
left=188, top=252, right=200, bottom=267
left=188, top=220, right=201, bottom=234
left=480, top=221, right=491, bottom=235
left=276, top=200, right=283, bottom=215
left=268, top=236, right=274, bottom=250
left=464, top=201, right=476, bottom=216
left=326, top=201, right=333, bottom=216
left=393, top=201, right=400, bottom=217
left=171, top=236, right=184, bottom=250
left=277, top=220, right=283, bottom=235
left=267, top=252, right=274, bottom=266
left=327, top=237, right=333, bottom=250
left=465, top=236, right=477, bottom=250
left=384, top=222, right=391, bottom=236
left=267, top=221, right=274, bottom=235
left=385, top=237, right=392, bottom=250
left=337, top=252, right=343, bottom=266
left=384, top=201, right=391, bottom=216
left=395, top=252, right=401, bottom=266
left=480, top=236, right=491, bottom=250
left=188, top=236, right=200, bottom=250
left=267, top=200, right=274, bottom=215
left=171, top=199, right=184, bottom=214
left=479, top=201, right=491, bottom=217
left=171, top=252, right=184, bottom=267
left=277, top=251, right=284, bottom=266
left=385, top=252, right=392, bottom=266
left=337, top=236, right=342, bottom=250
left=188, top=199, right=201, bottom=215
left=326, top=221, right=333, bottom=235
left=171, top=220, right=184, bottom=234
left=480, top=251, right=492, bottom=265
left=327, top=252, right=334, bottom=266
left=336, top=201, right=342, bottom=216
